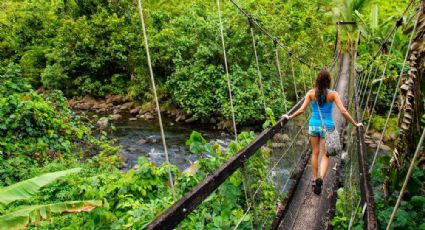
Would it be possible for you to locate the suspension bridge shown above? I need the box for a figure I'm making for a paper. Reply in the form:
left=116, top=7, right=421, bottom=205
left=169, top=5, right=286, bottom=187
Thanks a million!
left=134, top=0, right=424, bottom=229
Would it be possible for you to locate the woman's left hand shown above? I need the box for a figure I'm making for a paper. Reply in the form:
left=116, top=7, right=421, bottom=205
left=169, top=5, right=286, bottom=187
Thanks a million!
left=356, top=122, right=363, bottom=128
left=282, top=114, right=291, bottom=120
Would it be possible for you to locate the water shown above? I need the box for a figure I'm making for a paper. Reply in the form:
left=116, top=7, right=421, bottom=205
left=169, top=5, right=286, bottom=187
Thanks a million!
left=111, top=115, right=232, bottom=170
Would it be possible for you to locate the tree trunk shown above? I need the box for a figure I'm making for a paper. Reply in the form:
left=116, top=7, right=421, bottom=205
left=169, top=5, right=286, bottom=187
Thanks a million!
left=385, top=0, right=425, bottom=196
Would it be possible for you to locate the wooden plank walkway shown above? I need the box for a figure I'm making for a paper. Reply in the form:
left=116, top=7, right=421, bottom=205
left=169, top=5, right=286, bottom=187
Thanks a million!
left=276, top=53, right=351, bottom=230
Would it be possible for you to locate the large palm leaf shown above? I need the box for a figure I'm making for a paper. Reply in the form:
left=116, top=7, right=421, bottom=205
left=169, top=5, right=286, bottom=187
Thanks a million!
left=0, top=200, right=103, bottom=230
left=0, top=168, right=81, bottom=206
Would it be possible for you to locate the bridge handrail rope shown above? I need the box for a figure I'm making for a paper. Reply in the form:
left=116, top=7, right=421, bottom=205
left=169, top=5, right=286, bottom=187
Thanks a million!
left=136, top=0, right=177, bottom=202
left=345, top=42, right=361, bottom=230
left=353, top=31, right=378, bottom=230
left=145, top=98, right=305, bottom=229
left=144, top=0, right=330, bottom=228
left=386, top=128, right=425, bottom=230
left=232, top=118, right=309, bottom=229
left=349, top=2, right=419, bottom=228
left=369, top=5, right=420, bottom=172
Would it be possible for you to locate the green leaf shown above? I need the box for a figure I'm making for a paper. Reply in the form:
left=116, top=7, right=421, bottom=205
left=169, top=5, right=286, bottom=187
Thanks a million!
left=0, top=200, right=102, bottom=230
left=0, top=168, right=81, bottom=206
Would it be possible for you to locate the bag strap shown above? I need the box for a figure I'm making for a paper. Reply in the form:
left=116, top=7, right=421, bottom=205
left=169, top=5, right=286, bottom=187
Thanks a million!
left=315, top=100, right=327, bottom=131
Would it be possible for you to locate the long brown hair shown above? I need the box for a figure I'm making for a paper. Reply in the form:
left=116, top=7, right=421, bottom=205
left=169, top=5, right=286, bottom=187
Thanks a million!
left=315, top=69, right=331, bottom=106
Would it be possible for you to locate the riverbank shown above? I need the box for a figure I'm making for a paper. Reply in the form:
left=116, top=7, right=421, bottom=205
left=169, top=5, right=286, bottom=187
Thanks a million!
left=68, top=94, right=242, bottom=131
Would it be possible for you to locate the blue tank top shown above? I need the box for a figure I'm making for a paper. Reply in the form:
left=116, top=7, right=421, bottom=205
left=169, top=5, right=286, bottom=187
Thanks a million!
left=309, top=98, right=335, bottom=129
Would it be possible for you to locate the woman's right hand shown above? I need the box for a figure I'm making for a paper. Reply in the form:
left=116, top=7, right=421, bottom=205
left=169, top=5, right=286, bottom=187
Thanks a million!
left=282, top=114, right=291, bottom=120
left=356, top=122, right=363, bottom=128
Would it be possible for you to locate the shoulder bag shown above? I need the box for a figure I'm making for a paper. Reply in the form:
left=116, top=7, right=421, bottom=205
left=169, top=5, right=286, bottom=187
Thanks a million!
left=316, top=101, right=342, bottom=156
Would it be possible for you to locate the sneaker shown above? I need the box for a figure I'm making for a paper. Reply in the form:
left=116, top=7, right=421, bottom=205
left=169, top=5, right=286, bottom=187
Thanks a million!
left=314, top=178, right=323, bottom=195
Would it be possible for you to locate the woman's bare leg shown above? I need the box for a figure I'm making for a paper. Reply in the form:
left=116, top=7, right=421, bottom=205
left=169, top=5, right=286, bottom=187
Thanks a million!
left=319, top=138, right=329, bottom=178
left=310, top=136, right=320, bottom=180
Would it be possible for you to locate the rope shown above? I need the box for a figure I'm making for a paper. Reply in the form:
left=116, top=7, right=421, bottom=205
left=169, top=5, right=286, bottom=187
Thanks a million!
left=364, top=31, right=397, bottom=133
left=290, top=58, right=299, bottom=101
left=217, top=3, right=254, bottom=227
left=309, top=67, right=314, bottom=88
left=361, top=0, right=414, bottom=72
left=249, top=26, right=267, bottom=110
left=274, top=43, right=288, bottom=112
left=232, top=118, right=309, bottom=229
left=136, top=0, right=177, bottom=201
left=369, top=9, right=420, bottom=172
left=386, top=128, right=425, bottom=230
left=358, top=63, right=373, bottom=99
left=217, top=0, right=238, bottom=141
left=360, top=65, right=379, bottom=113
left=301, top=65, right=307, bottom=95
left=229, top=0, right=318, bottom=70
left=360, top=66, right=379, bottom=113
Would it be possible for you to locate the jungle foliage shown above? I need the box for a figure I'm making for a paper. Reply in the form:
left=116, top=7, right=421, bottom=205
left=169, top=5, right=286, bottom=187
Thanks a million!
left=1, top=0, right=424, bottom=229
left=0, top=0, right=335, bottom=122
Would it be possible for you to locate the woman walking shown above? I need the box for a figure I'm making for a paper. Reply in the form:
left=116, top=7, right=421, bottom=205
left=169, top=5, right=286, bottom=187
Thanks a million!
left=283, top=69, right=362, bottom=195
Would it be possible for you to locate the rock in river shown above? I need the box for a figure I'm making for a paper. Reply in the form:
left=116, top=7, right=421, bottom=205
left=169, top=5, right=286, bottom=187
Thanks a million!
left=97, top=117, right=109, bottom=130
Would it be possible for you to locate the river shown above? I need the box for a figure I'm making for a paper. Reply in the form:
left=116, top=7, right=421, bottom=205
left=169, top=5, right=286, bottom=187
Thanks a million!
left=111, top=114, right=232, bottom=170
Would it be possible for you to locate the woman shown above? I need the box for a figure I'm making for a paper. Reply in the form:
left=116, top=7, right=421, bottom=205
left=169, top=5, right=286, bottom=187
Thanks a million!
left=283, top=69, right=362, bottom=195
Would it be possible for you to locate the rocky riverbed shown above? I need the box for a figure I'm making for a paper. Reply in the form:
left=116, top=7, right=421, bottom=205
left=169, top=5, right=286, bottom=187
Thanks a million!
left=68, top=94, right=239, bottom=130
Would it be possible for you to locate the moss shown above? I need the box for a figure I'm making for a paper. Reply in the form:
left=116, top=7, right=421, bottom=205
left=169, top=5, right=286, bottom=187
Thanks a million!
left=370, top=115, right=399, bottom=139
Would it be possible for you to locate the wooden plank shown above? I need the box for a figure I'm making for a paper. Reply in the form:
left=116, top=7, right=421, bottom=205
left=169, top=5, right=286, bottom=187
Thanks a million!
left=270, top=149, right=312, bottom=229
left=273, top=53, right=350, bottom=230
left=145, top=99, right=305, bottom=230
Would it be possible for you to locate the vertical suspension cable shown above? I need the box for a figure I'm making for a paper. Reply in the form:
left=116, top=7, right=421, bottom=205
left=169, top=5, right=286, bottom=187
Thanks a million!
left=290, top=57, right=299, bottom=101
left=249, top=24, right=266, bottom=109
left=359, top=54, right=377, bottom=95
left=301, top=65, right=307, bottom=95
left=358, top=62, right=373, bottom=99
left=217, top=0, right=238, bottom=141
left=365, top=31, right=397, bottom=133
left=357, top=74, right=365, bottom=99
left=309, top=67, right=314, bottom=88
left=274, top=42, right=288, bottom=112
left=136, top=0, right=176, bottom=201
left=217, top=3, right=253, bottom=229
left=361, top=65, right=379, bottom=113
left=360, top=65, right=379, bottom=113
left=386, top=128, right=425, bottom=230
left=370, top=11, right=419, bottom=171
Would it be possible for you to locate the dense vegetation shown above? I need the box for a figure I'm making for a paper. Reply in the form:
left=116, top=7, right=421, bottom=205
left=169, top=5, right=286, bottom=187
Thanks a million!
left=1, top=0, right=424, bottom=229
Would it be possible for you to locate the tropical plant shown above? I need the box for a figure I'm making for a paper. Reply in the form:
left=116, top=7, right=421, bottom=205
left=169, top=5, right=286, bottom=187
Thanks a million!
left=0, top=200, right=103, bottom=230
left=0, top=168, right=81, bottom=206
left=391, top=0, right=425, bottom=178
left=0, top=168, right=103, bottom=230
